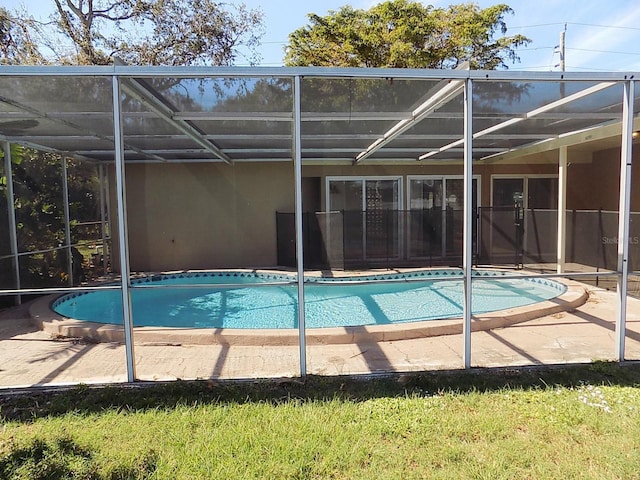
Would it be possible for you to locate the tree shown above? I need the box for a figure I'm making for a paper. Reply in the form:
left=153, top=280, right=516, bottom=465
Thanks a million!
left=284, top=0, right=530, bottom=69
left=0, top=7, right=46, bottom=65
left=1, top=0, right=264, bottom=66
left=0, top=2, right=265, bottom=295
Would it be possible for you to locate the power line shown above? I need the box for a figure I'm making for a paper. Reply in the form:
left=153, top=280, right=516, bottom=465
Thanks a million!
left=513, top=65, right=570, bottom=71
left=509, top=22, right=567, bottom=29
left=568, top=47, right=640, bottom=57
left=567, top=21, right=640, bottom=32
left=510, top=21, right=640, bottom=32
left=566, top=65, right=630, bottom=71
left=517, top=46, right=556, bottom=51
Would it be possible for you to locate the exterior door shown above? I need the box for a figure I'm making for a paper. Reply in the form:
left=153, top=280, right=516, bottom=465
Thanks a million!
left=408, top=177, right=478, bottom=260
left=328, top=177, right=401, bottom=264
left=408, top=178, right=443, bottom=258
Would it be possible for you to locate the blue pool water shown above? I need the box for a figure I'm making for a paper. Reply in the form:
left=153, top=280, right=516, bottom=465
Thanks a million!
left=53, top=270, right=566, bottom=329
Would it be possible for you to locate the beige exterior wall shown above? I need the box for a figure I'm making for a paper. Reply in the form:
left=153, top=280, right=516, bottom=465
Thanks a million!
left=109, top=143, right=634, bottom=272
left=111, top=162, right=295, bottom=272
left=565, top=146, right=640, bottom=211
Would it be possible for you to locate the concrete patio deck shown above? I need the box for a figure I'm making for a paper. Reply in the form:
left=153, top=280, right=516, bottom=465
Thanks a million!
left=1, top=282, right=640, bottom=388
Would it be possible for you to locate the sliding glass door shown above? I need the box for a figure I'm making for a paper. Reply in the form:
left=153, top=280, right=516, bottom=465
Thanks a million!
left=327, top=177, right=401, bottom=264
left=408, top=176, right=478, bottom=262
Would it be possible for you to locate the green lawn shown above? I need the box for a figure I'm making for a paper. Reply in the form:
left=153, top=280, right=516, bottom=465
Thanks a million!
left=2, top=363, right=640, bottom=479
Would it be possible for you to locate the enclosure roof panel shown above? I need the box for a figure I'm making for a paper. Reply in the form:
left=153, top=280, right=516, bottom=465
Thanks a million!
left=0, top=67, right=637, bottom=164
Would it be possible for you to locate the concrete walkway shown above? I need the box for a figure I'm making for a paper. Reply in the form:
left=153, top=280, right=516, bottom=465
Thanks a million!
left=1, top=284, right=640, bottom=388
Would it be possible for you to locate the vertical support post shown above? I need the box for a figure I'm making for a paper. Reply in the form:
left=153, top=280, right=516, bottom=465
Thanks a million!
left=98, top=164, right=108, bottom=275
left=441, top=178, right=447, bottom=258
left=61, top=157, right=73, bottom=286
left=557, top=146, right=568, bottom=273
left=462, top=78, right=473, bottom=369
left=105, top=166, right=112, bottom=273
left=3, top=142, right=21, bottom=304
left=112, top=75, right=137, bottom=382
left=616, top=79, right=634, bottom=362
left=293, top=75, right=307, bottom=377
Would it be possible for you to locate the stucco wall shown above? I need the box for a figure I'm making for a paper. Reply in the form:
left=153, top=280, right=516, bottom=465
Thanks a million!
left=108, top=144, right=634, bottom=272
left=112, top=162, right=295, bottom=271
left=565, top=146, right=640, bottom=211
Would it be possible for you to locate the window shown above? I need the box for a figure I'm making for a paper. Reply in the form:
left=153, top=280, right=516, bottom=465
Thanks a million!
left=492, top=176, right=558, bottom=209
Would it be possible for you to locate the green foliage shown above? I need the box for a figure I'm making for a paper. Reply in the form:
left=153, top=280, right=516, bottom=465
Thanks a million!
left=0, top=147, right=102, bottom=288
left=0, top=436, right=157, bottom=480
left=285, top=0, right=530, bottom=69
left=2, top=366, right=640, bottom=479
left=1, top=0, right=264, bottom=66
left=0, top=437, right=96, bottom=480
left=0, top=7, right=46, bottom=65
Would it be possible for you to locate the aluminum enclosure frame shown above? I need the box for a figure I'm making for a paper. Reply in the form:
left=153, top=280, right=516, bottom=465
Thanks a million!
left=0, top=66, right=637, bottom=383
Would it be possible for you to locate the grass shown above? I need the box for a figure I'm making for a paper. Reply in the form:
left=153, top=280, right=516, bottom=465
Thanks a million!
left=1, top=362, right=640, bottom=479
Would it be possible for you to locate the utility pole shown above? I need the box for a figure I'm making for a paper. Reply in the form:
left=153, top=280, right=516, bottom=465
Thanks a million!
left=559, top=24, right=566, bottom=72
left=559, top=24, right=566, bottom=98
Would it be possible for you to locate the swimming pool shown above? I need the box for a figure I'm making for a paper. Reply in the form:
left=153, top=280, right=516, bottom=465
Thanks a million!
left=52, top=270, right=567, bottom=329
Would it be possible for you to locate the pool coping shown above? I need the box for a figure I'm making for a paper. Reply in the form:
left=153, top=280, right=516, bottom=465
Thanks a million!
left=29, top=273, right=588, bottom=346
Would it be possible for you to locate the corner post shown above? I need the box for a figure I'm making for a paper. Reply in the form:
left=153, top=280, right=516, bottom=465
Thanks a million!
left=616, top=79, right=634, bottom=361
left=557, top=146, right=567, bottom=273
left=112, top=74, right=137, bottom=382
left=463, top=77, right=473, bottom=369
left=293, top=75, right=307, bottom=376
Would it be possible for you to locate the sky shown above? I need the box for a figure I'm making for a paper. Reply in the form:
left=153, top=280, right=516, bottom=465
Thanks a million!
left=5, top=0, right=640, bottom=72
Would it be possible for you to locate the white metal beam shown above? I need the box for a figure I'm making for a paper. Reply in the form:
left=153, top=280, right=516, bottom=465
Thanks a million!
left=293, top=75, right=307, bottom=377
left=557, top=146, right=568, bottom=273
left=120, top=77, right=233, bottom=165
left=462, top=79, right=473, bottom=369
left=616, top=80, right=635, bottom=361
left=420, top=81, right=617, bottom=160
left=0, top=109, right=619, bottom=122
left=0, top=64, right=635, bottom=82
left=355, top=79, right=464, bottom=163
left=112, top=76, right=137, bottom=382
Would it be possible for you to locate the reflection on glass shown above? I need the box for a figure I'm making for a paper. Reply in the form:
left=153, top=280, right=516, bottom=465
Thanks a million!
left=301, top=78, right=441, bottom=113
left=144, top=77, right=293, bottom=113
left=406, top=178, right=475, bottom=263
left=330, top=180, right=364, bottom=263
left=329, top=180, right=363, bottom=211
left=528, top=178, right=558, bottom=209
left=445, top=179, right=476, bottom=259
left=492, top=178, right=524, bottom=207
left=365, top=180, right=399, bottom=259
left=409, top=179, right=443, bottom=259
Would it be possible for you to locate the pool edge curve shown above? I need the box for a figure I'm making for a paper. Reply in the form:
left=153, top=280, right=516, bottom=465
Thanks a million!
left=29, top=278, right=588, bottom=346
